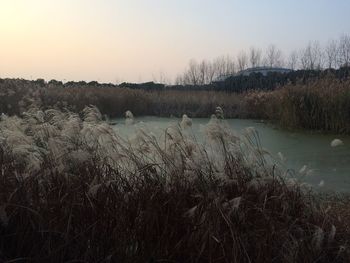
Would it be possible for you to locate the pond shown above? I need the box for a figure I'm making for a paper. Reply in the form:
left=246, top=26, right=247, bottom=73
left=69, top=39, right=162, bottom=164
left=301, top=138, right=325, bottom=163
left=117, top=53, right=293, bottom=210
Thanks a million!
left=112, top=117, right=350, bottom=193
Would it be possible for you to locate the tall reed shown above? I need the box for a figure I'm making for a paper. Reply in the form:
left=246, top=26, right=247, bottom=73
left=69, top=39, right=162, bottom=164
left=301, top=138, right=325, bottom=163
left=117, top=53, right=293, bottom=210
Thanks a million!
left=0, top=106, right=348, bottom=262
left=243, top=77, right=350, bottom=133
left=1, top=76, right=350, bottom=133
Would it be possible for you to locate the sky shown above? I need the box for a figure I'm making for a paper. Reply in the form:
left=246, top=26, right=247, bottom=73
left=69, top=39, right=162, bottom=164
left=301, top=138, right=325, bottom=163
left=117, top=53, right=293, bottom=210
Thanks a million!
left=0, top=0, right=349, bottom=83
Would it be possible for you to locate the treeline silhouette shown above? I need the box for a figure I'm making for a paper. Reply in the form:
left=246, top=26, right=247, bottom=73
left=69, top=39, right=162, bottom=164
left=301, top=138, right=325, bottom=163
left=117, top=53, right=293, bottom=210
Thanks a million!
left=118, top=67, right=350, bottom=92
left=175, top=34, right=350, bottom=85
left=215, top=67, right=350, bottom=92
left=8, top=66, right=348, bottom=94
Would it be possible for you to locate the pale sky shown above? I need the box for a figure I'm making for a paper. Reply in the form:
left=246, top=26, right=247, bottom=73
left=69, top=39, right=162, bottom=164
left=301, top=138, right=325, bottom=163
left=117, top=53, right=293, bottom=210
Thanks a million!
left=0, top=0, right=349, bottom=83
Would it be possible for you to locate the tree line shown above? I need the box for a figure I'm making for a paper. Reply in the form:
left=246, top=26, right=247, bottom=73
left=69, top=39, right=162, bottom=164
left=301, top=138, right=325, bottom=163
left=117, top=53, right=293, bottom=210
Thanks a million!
left=175, top=34, right=350, bottom=85
left=31, top=65, right=349, bottom=93
left=2, top=34, right=349, bottom=94
left=118, top=66, right=350, bottom=93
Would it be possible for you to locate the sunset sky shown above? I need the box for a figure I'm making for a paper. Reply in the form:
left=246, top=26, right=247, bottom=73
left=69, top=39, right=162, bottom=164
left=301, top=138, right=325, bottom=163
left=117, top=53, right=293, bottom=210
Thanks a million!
left=0, top=0, right=349, bottom=83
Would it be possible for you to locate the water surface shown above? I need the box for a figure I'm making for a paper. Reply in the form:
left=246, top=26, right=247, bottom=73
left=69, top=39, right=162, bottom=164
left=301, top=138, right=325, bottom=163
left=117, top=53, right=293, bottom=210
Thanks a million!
left=112, top=117, right=350, bottom=193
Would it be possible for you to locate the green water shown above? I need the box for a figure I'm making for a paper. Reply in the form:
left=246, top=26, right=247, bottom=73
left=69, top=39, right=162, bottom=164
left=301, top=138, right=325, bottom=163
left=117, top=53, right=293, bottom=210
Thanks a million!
left=112, top=117, right=350, bottom=193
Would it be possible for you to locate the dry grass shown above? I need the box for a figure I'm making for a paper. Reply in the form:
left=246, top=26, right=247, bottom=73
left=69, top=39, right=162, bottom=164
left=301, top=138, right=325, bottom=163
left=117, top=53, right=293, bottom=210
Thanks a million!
left=0, top=78, right=245, bottom=118
left=2, top=77, right=350, bottom=134
left=277, top=78, right=350, bottom=133
left=0, top=106, right=349, bottom=262
left=242, top=77, right=350, bottom=133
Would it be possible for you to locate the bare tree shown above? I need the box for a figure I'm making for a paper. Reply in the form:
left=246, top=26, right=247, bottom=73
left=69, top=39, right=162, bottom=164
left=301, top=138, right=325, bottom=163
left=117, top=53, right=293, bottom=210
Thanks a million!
left=174, top=75, right=184, bottom=85
left=177, top=64, right=193, bottom=85
left=338, top=34, right=350, bottom=67
left=237, top=51, right=248, bottom=71
left=325, top=39, right=339, bottom=69
left=299, top=48, right=308, bottom=70
left=299, top=41, right=323, bottom=70
left=176, top=35, right=350, bottom=85
left=287, top=50, right=299, bottom=70
left=249, top=47, right=262, bottom=68
left=212, top=57, right=224, bottom=78
left=213, top=55, right=235, bottom=79
left=223, top=55, right=236, bottom=76
left=314, top=41, right=325, bottom=69
left=264, top=44, right=284, bottom=67
left=198, top=60, right=208, bottom=85
left=177, top=56, right=236, bottom=85
left=187, top=59, right=200, bottom=85
left=152, top=71, right=170, bottom=84
left=205, top=62, right=216, bottom=84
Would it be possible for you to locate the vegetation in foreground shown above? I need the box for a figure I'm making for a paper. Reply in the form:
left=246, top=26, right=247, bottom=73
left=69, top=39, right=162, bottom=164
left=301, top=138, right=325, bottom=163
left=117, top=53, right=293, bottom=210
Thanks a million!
left=0, top=106, right=349, bottom=262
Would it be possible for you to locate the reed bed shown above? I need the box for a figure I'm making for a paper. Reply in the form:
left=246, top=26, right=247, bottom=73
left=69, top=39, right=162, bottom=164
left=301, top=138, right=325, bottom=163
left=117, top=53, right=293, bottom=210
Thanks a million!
left=237, top=77, right=350, bottom=133
left=277, top=78, right=350, bottom=133
left=0, top=106, right=349, bottom=262
left=2, top=77, right=350, bottom=133
left=39, top=87, right=246, bottom=119
left=0, top=78, right=245, bottom=118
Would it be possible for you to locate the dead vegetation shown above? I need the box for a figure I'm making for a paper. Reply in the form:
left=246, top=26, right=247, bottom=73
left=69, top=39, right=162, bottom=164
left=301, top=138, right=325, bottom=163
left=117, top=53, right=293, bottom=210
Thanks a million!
left=0, top=106, right=349, bottom=262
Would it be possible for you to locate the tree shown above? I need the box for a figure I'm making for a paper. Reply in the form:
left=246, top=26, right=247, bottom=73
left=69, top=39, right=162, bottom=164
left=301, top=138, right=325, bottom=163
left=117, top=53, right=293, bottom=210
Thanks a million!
left=174, top=75, right=184, bottom=85
left=198, top=60, right=208, bottom=85
left=325, top=39, right=339, bottom=69
left=249, top=47, right=262, bottom=68
left=224, top=55, right=236, bottom=76
left=187, top=59, right=200, bottom=85
left=287, top=51, right=299, bottom=70
left=237, top=51, right=248, bottom=71
left=264, top=44, right=284, bottom=67
left=213, top=55, right=235, bottom=78
left=299, top=41, right=323, bottom=70
left=338, top=34, right=350, bottom=67
left=205, top=61, right=217, bottom=84
left=152, top=71, right=170, bottom=85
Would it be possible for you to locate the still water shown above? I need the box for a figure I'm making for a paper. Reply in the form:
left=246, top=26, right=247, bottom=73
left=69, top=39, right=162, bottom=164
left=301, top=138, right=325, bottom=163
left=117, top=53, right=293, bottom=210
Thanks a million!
left=112, top=117, right=350, bottom=193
